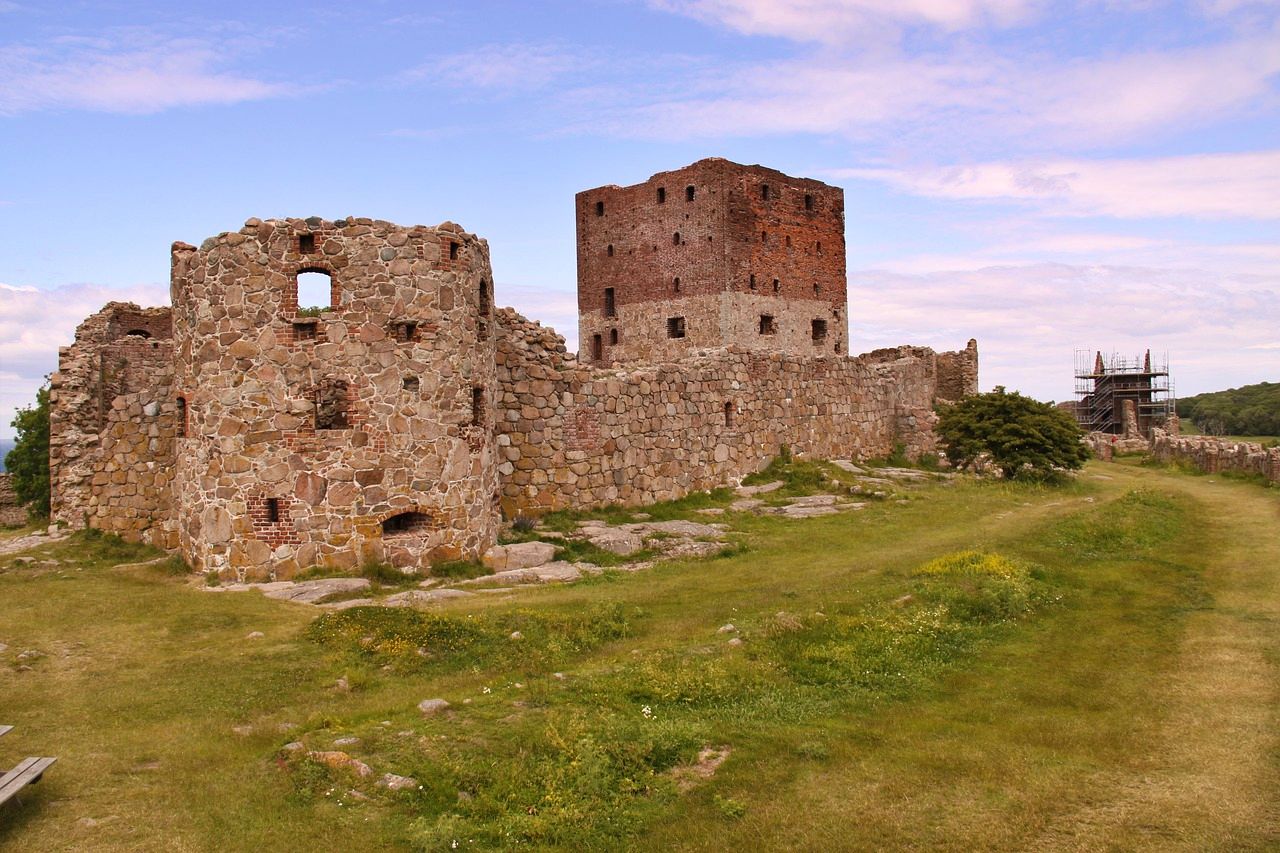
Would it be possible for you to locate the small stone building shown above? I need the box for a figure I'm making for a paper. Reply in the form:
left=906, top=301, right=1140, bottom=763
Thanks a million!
left=49, top=161, right=979, bottom=580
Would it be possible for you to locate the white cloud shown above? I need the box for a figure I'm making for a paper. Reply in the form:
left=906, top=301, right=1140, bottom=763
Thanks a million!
left=0, top=281, right=167, bottom=437
left=846, top=262, right=1280, bottom=401
left=839, top=150, right=1280, bottom=219
left=494, top=282, right=581, bottom=352
left=405, top=43, right=592, bottom=92
left=647, top=0, right=1038, bottom=43
left=0, top=33, right=287, bottom=115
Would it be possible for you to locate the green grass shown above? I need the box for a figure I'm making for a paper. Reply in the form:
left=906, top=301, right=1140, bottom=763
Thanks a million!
left=1, top=465, right=1277, bottom=850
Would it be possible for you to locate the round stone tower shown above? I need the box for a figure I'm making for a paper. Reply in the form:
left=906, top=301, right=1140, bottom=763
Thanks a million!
left=170, top=216, right=499, bottom=580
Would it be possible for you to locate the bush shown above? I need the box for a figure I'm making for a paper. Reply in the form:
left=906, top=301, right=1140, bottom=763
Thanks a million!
left=936, top=387, right=1089, bottom=479
left=5, top=383, right=50, bottom=520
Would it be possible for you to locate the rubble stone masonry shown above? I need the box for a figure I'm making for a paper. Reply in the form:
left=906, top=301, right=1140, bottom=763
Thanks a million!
left=1151, top=429, right=1280, bottom=483
left=47, top=161, right=979, bottom=578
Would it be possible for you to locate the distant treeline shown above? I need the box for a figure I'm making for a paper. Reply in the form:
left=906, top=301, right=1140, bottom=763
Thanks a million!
left=1177, top=381, right=1280, bottom=437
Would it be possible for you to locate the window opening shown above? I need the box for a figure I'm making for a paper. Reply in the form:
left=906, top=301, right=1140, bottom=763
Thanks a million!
left=266, top=498, right=280, bottom=523
left=298, top=233, right=315, bottom=254
left=479, top=279, right=491, bottom=316
left=685, top=185, right=695, bottom=201
left=604, top=287, right=616, bottom=317
left=804, top=194, right=814, bottom=211
left=607, top=244, right=614, bottom=257
left=382, top=511, right=430, bottom=537
left=176, top=397, right=187, bottom=437
left=449, top=241, right=459, bottom=260
left=812, top=319, right=828, bottom=342
left=609, top=328, right=619, bottom=345
left=403, top=376, right=420, bottom=393
left=673, top=232, right=681, bottom=245
left=761, top=231, right=768, bottom=244
left=749, top=274, right=757, bottom=290
left=293, top=321, right=317, bottom=342
left=785, top=235, right=792, bottom=247
left=773, top=278, right=781, bottom=293
left=595, top=200, right=604, bottom=216
left=813, top=283, right=821, bottom=295
left=724, top=401, right=735, bottom=426
left=759, top=315, right=776, bottom=335
left=591, top=334, right=603, bottom=361
left=761, top=184, right=770, bottom=200
left=471, top=386, right=485, bottom=426
left=816, top=241, right=823, bottom=255
left=315, top=377, right=350, bottom=430
left=657, top=187, right=666, bottom=203
left=667, top=317, right=686, bottom=339
left=296, top=270, right=333, bottom=315
left=394, top=321, right=418, bottom=342
left=125, top=329, right=151, bottom=338
left=673, top=276, right=681, bottom=293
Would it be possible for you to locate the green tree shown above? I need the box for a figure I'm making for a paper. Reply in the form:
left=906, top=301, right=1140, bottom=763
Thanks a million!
left=935, top=387, right=1089, bottom=480
left=5, top=383, right=51, bottom=520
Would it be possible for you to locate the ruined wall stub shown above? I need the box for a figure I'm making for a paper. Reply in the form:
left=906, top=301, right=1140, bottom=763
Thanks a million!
left=49, top=302, right=179, bottom=546
left=170, top=216, right=499, bottom=578
left=577, top=159, right=848, bottom=364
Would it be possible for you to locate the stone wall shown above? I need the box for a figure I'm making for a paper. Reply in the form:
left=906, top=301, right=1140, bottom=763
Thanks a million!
left=0, top=473, right=27, bottom=527
left=935, top=339, right=979, bottom=402
left=49, top=302, right=179, bottom=546
left=577, top=159, right=848, bottom=363
left=495, top=309, right=958, bottom=514
left=1151, top=429, right=1280, bottom=483
left=169, top=216, right=499, bottom=579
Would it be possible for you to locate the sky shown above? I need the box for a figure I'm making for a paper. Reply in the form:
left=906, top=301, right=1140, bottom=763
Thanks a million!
left=1, top=0, right=1277, bottom=438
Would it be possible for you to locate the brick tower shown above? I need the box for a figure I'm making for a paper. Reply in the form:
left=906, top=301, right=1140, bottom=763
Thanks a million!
left=576, top=158, right=847, bottom=363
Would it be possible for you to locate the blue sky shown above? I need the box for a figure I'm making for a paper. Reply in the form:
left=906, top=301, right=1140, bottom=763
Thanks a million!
left=1, top=0, right=1278, bottom=437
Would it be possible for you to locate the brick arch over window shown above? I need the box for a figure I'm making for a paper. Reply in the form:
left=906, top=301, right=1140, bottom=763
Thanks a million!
left=379, top=508, right=435, bottom=538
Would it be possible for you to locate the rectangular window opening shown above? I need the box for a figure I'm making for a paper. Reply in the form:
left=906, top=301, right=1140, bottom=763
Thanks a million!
left=773, top=278, right=781, bottom=293
left=292, top=321, right=318, bottom=342
left=471, top=386, right=485, bottom=426
left=673, top=276, right=681, bottom=293
left=607, top=244, right=614, bottom=257
left=595, top=200, right=604, bottom=216
left=812, top=319, right=828, bottom=343
left=749, top=274, right=757, bottom=290
left=449, top=241, right=459, bottom=260
left=479, top=280, right=491, bottom=316
left=761, top=184, right=770, bottom=200
left=604, top=287, right=616, bottom=317
left=266, top=498, right=280, bottom=523
left=298, top=233, right=316, bottom=254
left=724, top=401, right=735, bottom=426
left=176, top=397, right=187, bottom=438
left=673, top=232, right=681, bottom=245
left=657, top=187, right=666, bottom=203
left=394, top=321, right=418, bottom=342
left=667, top=316, right=686, bottom=339
left=609, top=328, right=619, bottom=345
left=685, top=185, right=695, bottom=202
left=591, top=334, right=603, bottom=361
left=759, top=315, right=776, bottom=335
left=804, top=194, right=814, bottom=211
left=403, top=376, right=420, bottom=393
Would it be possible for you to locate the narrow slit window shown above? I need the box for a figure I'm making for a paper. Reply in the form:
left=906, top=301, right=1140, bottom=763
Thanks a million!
left=804, top=194, right=814, bottom=211
left=724, top=401, right=735, bottom=426
left=296, top=270, right=333, bottom=315
left=811, top=319, right=828, bottom=343
left=673, top=232, right=681, bottom=245
left=609, top=328, right=619, bottom=345
left=773, top=278, right=781, bottom=293
left=266, top=498, right=280, bottom=523
left=667, top=316, right=686, bottom=339
left=607, top=244, right=614, bottom=257
left=591, top=333, right=603, bottom=361
left=595, top=200, right=605, bottom=216
left=604, top=287, right=616, bottom=317
left=761, top=184, right=770, bottom=200
left=816, top=241, right=823, bottom=255
left=749, top=274, right=757, bottom=291
left=176, top=396, right=187, bottom=438
left=479, top=279, right=491, bottom=316
left=813, top=283, right=821, bottom=295
left=785, top=235, right=792, bottom=248
left=761, top=230, right=768, bottom=244
left=450, top=241, right=459, bottom=260
left=298, top=233, right=315, bottom=254
left=673, top=276, right=681, bottom=293
left=657, top=187, right=666, bottom=203
left=759, top=315, right=776, bottom=335
left=685, top=185, right=695, bottom=202
left=471, top=386, right=485, bottom=426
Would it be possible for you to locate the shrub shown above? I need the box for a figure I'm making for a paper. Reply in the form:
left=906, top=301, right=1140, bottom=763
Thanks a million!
left=936, top=387, right=1089, bottom=480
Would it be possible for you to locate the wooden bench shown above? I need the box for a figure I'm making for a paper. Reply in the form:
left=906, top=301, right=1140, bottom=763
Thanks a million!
left=0, top=726, right=56, bottom=808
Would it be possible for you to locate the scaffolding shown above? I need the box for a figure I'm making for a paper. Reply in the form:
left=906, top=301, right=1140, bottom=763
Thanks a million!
left=1074, top=349, right=1175, bottom=437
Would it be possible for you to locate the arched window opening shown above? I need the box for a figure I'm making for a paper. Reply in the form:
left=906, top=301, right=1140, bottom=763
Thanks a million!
left=724, top=401, right=735, bottom=426
left=609, top=328, right=619, bottom=345
left=382, top=511, right=431, bottom=538
left=296, top=270, right=333, bottom=316
left=673, top=276, right=681, bottom=293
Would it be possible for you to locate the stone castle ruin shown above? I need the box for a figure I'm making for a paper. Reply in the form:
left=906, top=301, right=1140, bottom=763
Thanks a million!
left=49, top=159, right=978, bottom=580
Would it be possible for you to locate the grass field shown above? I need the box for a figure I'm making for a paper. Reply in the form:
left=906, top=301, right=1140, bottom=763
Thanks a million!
left=1, top=461, right=1277, bottom=851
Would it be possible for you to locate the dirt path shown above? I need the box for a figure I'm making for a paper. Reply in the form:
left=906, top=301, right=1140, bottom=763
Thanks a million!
left=1035, top=468, right=1280, bottom=850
